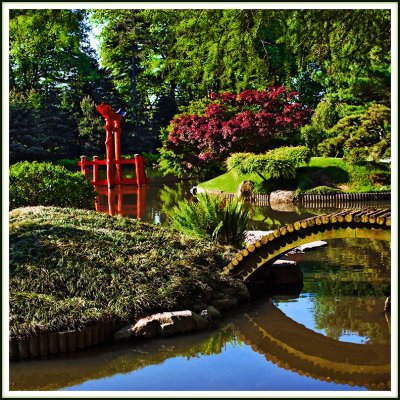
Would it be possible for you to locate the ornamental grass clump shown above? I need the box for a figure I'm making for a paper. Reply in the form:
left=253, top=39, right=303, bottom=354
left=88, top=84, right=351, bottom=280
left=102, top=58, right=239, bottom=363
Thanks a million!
left=9, top=206, right=239, bottom=338
left=10, top=292, right=105, bottom=338
left=169, top=193, right=249, bottom=246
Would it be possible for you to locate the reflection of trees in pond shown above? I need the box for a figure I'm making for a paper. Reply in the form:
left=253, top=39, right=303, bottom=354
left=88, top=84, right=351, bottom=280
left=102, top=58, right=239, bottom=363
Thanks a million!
left=299, top=238, right=390, bottom=343
left=159, top=182, right=192, bottom=217
left=313, top=296, right=391, bottom=344
left=183, top=323, right=240, bottom=358
left=302, top=238, right=390, bottom=287
left=10, top=323, right=239, bottom=391
left=245, top=204, right=312, bottom=230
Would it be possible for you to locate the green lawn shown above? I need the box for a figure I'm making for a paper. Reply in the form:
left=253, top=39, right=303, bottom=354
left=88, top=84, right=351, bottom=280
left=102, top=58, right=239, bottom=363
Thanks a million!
left=198, top=157, right=391, bottom=194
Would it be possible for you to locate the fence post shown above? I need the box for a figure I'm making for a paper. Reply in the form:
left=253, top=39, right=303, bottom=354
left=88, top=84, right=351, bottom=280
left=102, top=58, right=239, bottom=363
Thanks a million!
left=113, top=116, right=122, bottom=186
left=80, top=155, right=90, bottom=179
left=107, top=188, right=116, bottom=215
left=80, top=155, right=86, bottom=174
left=134, top=154, right=147, bottom=186
left=92, top=156, right=99, bottom=186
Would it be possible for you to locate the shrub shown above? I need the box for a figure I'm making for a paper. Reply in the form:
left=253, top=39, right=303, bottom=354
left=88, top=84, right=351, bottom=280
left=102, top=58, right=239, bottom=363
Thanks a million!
left=56, top=158, right=81, bottom=171
left=168, top=193, right=249, bottom=246
left=9, top=161, right=96, bottom=210
left=159, top=86, right=312, bottom=178
left=142, top=152, right=160, bottom=167
left=268, top=146, right=311, bottom=167
left=226, top=152, right=254, bottom=172
left=226, top=146, right=311, bottom=180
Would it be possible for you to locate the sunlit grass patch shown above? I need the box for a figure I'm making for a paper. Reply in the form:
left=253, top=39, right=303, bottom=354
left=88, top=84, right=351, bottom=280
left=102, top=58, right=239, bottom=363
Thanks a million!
left=9, top=206, right=238, bottom=338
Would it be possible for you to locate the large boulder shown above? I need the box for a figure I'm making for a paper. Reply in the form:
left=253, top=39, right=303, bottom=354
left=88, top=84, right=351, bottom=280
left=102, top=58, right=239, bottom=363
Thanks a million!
left=265, top=260, right=303, bottom=285
left=269, top=190, right=296, bottom=211
left=114, top=310, right=210, bottom=342
left=269, top=190, right=296, bottom=204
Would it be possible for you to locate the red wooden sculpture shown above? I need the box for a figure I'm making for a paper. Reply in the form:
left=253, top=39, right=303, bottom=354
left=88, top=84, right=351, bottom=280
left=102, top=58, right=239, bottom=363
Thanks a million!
left=78, top=103, right=147, bottom=188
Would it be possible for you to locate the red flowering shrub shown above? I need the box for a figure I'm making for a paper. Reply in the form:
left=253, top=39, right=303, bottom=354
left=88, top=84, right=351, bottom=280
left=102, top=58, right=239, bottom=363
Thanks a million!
left=159, top=86, right=312, bottom=178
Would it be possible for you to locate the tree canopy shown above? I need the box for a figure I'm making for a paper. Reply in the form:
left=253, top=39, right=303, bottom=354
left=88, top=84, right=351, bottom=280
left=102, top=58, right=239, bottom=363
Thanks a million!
left=8, top=7, right=392, bottom=164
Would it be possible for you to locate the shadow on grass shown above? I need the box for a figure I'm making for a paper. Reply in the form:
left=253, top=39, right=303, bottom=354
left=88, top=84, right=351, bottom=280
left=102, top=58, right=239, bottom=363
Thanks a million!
left=296, top=166, right=350, bottom=190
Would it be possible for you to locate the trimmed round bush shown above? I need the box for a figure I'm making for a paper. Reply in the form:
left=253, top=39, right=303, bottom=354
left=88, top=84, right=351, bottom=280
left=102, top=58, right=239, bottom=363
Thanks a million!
left=226, top=146, right=311, bottom=180
left=9, top=161, right=96, bottom=210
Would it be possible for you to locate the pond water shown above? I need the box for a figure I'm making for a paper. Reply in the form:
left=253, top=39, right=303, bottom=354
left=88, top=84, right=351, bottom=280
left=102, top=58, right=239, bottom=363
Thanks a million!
left=92, top=181, right=391, bottom=226
left=8, top=182, right=392, bottom=393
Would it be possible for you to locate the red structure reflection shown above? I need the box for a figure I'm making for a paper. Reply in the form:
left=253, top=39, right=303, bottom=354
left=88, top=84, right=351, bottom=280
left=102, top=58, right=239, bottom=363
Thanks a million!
left=95, top=186, right=148, bottom=219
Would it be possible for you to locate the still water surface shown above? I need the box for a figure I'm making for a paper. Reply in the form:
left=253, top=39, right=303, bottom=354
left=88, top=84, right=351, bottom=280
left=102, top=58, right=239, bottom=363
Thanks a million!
left=9, top=182, right=391, bottom=392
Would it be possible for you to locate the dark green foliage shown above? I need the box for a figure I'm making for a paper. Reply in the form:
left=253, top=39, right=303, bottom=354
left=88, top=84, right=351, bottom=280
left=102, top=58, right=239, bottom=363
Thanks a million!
left=37, top=97, right=79, bottom=159
left=299, top=98, right=369, bottom=155
left=141, top=152, right=160, bottom=168
left=9, top=89, right=82, bottom=163
left=9, top=161, right=96, bottom=210
left=56, top=158, right=81, bottom=172
left=281, top=9, right=391, bottom=104
left=318, top=103, right=390, bottom=163
left=9, top=90, right=43, bottom=162
left=168, top=194, right=249, bottom=246
left=78, top=95, right=105, bottom=155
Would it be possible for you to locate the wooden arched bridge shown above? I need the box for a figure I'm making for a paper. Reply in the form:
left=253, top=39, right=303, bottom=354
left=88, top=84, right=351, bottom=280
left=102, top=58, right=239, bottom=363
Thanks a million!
left=223, top=208, right=391, bottom=281
left=235, top=301, right=390, bottom=390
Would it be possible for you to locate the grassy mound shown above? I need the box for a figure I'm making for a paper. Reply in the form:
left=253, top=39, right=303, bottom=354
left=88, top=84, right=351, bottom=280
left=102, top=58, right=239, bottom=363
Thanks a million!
left=199, top=171, right=265, bottom=194
left=198, top=157, right=391, bottom=194
left=9, top=207, right=238, bottom=338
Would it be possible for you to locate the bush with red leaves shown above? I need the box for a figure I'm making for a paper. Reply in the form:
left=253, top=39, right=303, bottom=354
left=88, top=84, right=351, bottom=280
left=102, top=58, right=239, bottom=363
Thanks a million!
left=159, top=86, right=312, bottom=178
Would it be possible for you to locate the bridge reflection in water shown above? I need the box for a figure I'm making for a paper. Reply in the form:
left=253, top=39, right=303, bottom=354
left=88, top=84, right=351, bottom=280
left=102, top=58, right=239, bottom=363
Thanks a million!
left=236, top=300, right=390, bottom=391
left=9, top=297, right=390, bottom=391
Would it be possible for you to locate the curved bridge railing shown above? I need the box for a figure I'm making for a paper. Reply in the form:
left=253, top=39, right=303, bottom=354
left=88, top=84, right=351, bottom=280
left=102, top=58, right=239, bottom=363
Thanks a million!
left=223, top=208, right=391, bottom=281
